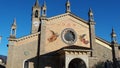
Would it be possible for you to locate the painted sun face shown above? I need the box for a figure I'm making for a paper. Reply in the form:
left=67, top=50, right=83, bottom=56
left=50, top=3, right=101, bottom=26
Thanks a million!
left=33, top=21, right=39, bottom=26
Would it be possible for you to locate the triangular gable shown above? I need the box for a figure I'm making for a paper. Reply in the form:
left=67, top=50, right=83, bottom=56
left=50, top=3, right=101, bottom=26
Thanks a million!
left=43, top=13, right=91, bottom=53
left=46, top=12, right=88, bottom=25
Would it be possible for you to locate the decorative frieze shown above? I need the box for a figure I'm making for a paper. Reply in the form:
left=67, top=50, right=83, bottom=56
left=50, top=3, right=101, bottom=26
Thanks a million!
left=65, top=50, right=88, bottom=55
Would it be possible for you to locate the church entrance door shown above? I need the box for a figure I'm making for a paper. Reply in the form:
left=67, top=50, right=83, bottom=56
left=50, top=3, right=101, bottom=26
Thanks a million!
left=68, top=58, right=86, bottom=68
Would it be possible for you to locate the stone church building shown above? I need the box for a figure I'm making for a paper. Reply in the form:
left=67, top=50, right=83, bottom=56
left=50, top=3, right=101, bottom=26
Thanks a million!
left=6, top=0, right=120, bottom=68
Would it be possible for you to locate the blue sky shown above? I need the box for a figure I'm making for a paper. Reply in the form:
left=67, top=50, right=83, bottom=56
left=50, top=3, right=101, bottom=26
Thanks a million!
left=0, top=0, right=120, bottom=56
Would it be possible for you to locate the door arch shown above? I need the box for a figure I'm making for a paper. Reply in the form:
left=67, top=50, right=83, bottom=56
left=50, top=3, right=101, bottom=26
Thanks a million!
left=68, top=58, right=86, bottom=68
left=24, top=60, right=29, bottom=68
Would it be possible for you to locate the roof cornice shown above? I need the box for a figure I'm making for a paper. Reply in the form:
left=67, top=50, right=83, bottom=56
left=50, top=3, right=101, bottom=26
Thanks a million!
left=45, top=12, right=88, bottom=25
left=9, top=32, right=40, bottom=42
left=96, top=36, right=111, bottom=45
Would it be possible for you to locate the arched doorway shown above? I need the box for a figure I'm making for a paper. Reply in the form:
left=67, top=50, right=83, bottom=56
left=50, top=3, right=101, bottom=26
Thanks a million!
left=24, top=60, right=29, bottom=68
left=68, top=58, right=86, bottom=68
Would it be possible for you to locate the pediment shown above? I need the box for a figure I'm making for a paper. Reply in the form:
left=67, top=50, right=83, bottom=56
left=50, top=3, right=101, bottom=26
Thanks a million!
left=45, top=13, right=89, bottom=28
left=44, top=13, right=91, bottom=54
left=47, top=13, right=88, bottom=24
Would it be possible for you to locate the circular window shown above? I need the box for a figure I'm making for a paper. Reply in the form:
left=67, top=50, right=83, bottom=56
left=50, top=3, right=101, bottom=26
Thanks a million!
left=62, top=28, right=76, bottom=44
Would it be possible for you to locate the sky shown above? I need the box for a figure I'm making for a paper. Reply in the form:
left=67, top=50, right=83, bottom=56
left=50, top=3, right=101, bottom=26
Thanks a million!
left=0, top=0, right=120, bottom=56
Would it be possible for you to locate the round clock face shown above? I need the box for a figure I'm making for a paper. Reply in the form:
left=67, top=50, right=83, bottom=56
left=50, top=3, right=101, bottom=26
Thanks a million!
left=33, top=21, right=39, bottom=26
left=62, top=28, right=77, bottom=44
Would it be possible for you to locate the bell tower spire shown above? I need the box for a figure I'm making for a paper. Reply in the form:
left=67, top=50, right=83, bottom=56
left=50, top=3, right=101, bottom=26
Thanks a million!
left=66, top=0, right=71, bottom=13
left=111, top=28, right=119, bottom=68
left=32, top=0, right=41, bottom=18
left=41, top=0, right=47, bottom=18
left=88, top=8, right=94, bottom=22
left=111, top=28, right=117, bottom=43
left=31, top=0, right=41, bottom=33
left=34, top=0, right=39, bottom=7
left=10, top=18, right=17, bottom=38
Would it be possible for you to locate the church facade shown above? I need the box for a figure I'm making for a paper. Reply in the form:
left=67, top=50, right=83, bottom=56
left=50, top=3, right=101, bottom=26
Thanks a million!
left=6, top=0, right=120, bottom=68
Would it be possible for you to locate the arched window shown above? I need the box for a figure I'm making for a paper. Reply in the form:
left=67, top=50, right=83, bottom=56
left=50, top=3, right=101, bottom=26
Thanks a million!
left=35, top=10, right=38, bottom=18
left=11, top=29, right=15, bottom=35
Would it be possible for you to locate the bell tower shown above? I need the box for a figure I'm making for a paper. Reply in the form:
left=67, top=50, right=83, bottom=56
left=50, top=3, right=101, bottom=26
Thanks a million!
left=31, top=0, right=41, bottom=33
left=41, top=0, right=47, bottom=18
left=10, top=18, right=17, bottom=39
left=65, top=0, right=71, bottom=13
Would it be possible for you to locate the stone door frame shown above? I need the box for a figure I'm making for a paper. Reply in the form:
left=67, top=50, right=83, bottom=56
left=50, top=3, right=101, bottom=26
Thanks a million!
left=64, top=50, right=89, bottom=68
